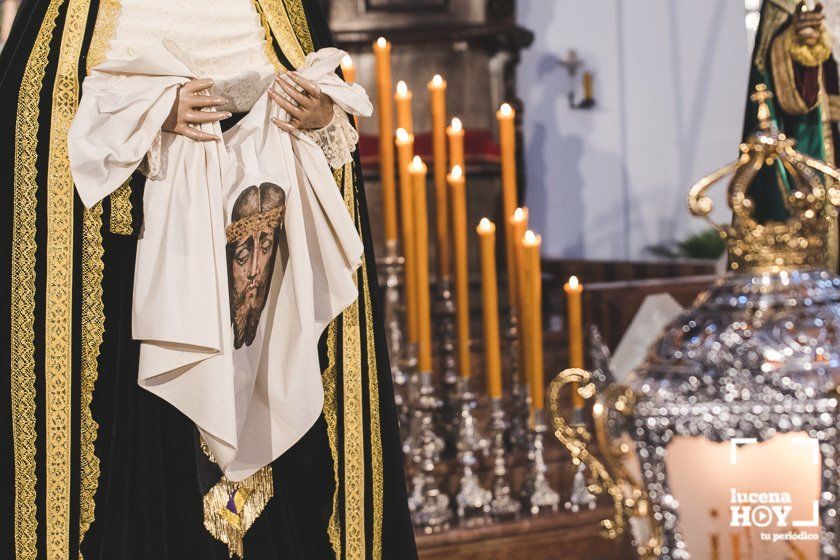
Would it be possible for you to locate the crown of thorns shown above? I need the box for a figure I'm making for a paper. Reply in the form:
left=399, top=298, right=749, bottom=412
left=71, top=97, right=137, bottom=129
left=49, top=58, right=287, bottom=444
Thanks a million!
left=225, top=205, right=286, bottom=244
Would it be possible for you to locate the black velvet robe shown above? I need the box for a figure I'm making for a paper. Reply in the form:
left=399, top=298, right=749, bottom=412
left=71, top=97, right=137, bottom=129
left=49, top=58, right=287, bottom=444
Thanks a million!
left=0, top=1, right=416, bottom=558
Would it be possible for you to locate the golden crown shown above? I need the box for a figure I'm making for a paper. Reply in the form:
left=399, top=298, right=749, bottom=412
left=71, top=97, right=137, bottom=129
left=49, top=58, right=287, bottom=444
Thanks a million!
left=688, top=84, right=840, bottom=272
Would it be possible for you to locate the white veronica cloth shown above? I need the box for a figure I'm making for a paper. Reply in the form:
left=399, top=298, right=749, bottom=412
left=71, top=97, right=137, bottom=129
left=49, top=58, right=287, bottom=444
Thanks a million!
left=69, top=42, right=371, bottom=481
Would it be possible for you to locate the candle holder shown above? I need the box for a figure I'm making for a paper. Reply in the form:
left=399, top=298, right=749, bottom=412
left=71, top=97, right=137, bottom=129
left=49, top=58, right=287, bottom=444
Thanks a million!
left=435, top=276, right=460, bottom=440
left=521, top=409, right=560, bottom=515
left=505, top=311, right=531, bottom=450
left=564, top=461, right=597, bottom=513
left=382, top=240, right=411, bottom=439
left=407, top=370, right=452, bottom=533
left=489, top=397, right=521, bottom=520
left=454, top=376, right=491, bottom=525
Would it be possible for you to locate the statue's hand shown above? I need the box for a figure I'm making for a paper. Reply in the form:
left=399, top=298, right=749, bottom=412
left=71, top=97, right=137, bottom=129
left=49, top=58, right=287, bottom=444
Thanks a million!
left=794, top=2, right=826, bottom=47
left=269, top=72, right=334, bottom=132
left=162, top=78, right=231, bottom=142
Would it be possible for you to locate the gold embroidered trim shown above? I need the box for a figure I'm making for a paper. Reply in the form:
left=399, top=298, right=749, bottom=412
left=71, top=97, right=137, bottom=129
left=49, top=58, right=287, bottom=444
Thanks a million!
left=225, top=205, right=286, bottom=244
left=339, top=164, right=366, bottom=560
left=322, top=322, right=342, bottom=557
left=255, top=0, right=306, bottom=68
left=818, top=75, right=838, bottom=271
left=108, top=181, right=132, bottom=235
left=252, top=0, right=284, bottom=71
left=12, top=1, right=67, bottom=557
left=86, top=0, right=120, bottom=71
left=755, top=2, right=796, bottom=73
left=771, top=27, right=820, bottom=116
left=283, top=0, right=314, bottom=55
left=79, top=203, right=105, bottom=555
left=46, top=2, right=90, bottom=558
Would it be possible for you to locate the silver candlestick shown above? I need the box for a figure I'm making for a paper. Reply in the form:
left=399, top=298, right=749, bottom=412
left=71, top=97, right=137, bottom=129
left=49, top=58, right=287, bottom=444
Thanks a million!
left=489, top=397, right=521, bottom=520
left=506, top=311, right=530, bottom=449
left=382, top=240, right=410, bottom=437
left=564, top=461, right=597, bottom=512
left=521, top=408, right=560, bottom=515
left=454, top=376, right=491, bottom=525
left=407, top=371, right=452, bottom=533
left=435, top=276, right=459, bottom=439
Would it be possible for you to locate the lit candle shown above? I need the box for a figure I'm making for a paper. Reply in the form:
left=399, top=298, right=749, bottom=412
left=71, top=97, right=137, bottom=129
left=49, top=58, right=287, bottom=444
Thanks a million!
left=448, top=165, right=470, bottom=378
left=447, top=117, right=465, bottom=170
left=496, top=103, right=518, bottom=312
left=564, top=275, right=584, bottom=409
left=477, top=218, right=502, bottom=398
left=509, top=207, right=529, bottom=383
left=411, top=156, right=432, bottom=373
left=396, top=128, right=418, bottom=342
left=395, top=80, right=414, bottom=135
left=428, top=74, right=450, bottom=280
left=373, top=37, right=398, bottom=243
left=523, top=230, right=544, bottom=410
left=340, top=54, right=356, bottom=83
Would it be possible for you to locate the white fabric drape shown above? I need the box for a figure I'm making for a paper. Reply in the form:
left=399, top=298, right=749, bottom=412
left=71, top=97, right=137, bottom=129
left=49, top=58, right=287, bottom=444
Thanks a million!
left=69, top=42, right=371, bottom=481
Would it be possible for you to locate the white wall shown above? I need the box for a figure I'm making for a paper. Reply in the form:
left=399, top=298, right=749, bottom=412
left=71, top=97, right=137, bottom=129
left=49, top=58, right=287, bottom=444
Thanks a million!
left=517, top=0, right=750, bottom=259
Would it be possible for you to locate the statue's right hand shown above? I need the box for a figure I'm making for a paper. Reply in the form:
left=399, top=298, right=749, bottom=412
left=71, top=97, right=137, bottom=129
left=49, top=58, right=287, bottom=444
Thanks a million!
left=793, top=2, right=826, bottom=47
left=162, top=78, right=231, bottom=142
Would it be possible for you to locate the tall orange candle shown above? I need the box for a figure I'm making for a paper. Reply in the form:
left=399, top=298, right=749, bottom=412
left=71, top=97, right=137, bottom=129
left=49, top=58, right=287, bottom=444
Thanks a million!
left=510, top=207, right=529, bottom=382
left=395, top=80, right=414, bottom=135
left=373, top=38, right=398, bottom=243
left=448, top=165, right=470, bottom=378
left=564, top=275, right=585, bottom=409
left=411, top=156, right=432, bottom=372
left=497, top=103, right=518, bottom=309
left=428, top=74, right=450, bottom=280
left=340, top=54, right=356, bottom=83
left=523, top=231, right=544, bottom=410
left=447, top=117, right=465, bottom=170
left=477, top=218, right=502, bottom=398
left=396, top=128, right=418, bottom=342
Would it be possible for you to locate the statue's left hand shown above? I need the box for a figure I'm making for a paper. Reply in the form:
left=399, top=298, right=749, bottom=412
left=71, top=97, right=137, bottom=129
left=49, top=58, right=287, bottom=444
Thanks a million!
left=269, top=72, right=334, bottom=131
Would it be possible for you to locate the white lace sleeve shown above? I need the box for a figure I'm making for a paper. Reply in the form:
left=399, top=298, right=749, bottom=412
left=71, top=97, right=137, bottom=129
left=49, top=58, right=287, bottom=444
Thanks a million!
left=304, top=103, right=358, bottom=169
left=139, top=129, right=164, bottom=180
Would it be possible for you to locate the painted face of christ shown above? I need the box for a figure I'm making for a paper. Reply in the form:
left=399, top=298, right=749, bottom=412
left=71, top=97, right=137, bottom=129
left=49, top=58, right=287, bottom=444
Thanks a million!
left=226, top=183, right=286, bottom=349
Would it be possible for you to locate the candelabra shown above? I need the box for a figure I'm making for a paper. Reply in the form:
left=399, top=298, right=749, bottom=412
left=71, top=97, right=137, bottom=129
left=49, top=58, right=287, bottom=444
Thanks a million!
left=488, top=397, right=521, bottom=520
left=521, top=409, right=560, bottom=515
left=505, top=311, right=530, bottom=450
left=382, top=241, right=410, bottom=438
left=564, top=461, right=597, bottom=512
left=407, top=371, right=452, bottom=533
left=435, top=276, right=460, bottom=442
left=454, top=376, right=491, bottom=524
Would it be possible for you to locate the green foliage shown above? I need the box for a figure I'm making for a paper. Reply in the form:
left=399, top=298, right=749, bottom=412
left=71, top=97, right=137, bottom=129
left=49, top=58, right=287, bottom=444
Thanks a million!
left=646, top=228, right=725, bottom=261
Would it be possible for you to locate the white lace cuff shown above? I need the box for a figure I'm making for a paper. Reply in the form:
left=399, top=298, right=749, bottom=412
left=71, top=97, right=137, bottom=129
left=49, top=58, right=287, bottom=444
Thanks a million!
left=304, top=103, right=358, bottom=169
left=139, top=129, right=164, bottom=180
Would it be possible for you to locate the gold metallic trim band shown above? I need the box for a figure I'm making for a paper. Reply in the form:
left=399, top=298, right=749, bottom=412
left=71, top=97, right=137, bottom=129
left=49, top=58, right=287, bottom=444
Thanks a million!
left=79, top=203, right=105, bottom=554
left=284, top=0, right=314, bottom=55
left=86, top=0, right=120, bottom=71
left=770, top=27, right=819, bottom=116
left=109, top=181, right=133, bottom=235
left=339, top=164, right=366, bottom=560
left=46, top=1, right=90, bottom=557
left=256, top=0, right=306, bottom=68
left=323, top=322, right=342, bottom=557
left=12, top=1, right=67, bottom=557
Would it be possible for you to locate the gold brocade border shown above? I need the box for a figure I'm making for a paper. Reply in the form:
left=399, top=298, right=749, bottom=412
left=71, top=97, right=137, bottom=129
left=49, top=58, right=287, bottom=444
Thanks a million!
left=47, top=2, right=90, bottom=559
left=109, top=181, right=133, bottom=235
left=339, top=164, right=366, bottom=560
left=770, top=27, right=819, bottom=116
left=12, top=1, right=67, bottom=558
left=256, top=0, right=306, bottom=68
left=79, top=203, right=105, bottom=555
left=322, top=323, right=342, bottom=557
left=755, top=0, right=796, bottom=73
left=86, top=0, right=119, bottom=70
left=253, top=0, right=284, bottom=71
left=283, top=0, right=314, bottom=55
left=818, top=77, right=839, bottom=271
